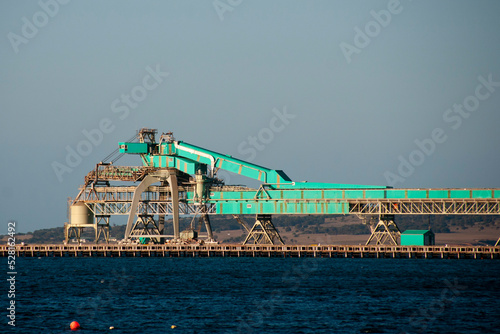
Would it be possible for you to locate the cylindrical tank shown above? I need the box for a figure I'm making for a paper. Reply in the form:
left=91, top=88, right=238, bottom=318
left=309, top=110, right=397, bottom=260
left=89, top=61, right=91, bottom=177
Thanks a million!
left=195, top=170, right=205, bottom=201
left=70, top=202, right=93, bottom=225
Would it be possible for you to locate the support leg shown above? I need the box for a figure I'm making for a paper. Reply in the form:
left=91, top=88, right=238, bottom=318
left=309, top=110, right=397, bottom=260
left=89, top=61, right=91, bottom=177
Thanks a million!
left=124, top=175, right=159, bottom=240
left=157, top=180, right=168, bottom=243
left=202, top=214, right=214, bottom=241
left=96, top=215, right=111, bottom=243
left=365, top=215, right=400, bottom=246
left=157, top=215, right=165, bottom=244
left=167, top=172, right=180, bottom=241
left=242, top=215, right=284, bottom=245
left=64, top=223, right=69, bottom=244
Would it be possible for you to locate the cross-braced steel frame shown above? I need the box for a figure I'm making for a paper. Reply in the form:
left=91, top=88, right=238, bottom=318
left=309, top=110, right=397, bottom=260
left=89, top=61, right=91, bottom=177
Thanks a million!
left=349, top=200, right=500, bottom=215
left=242, top=214, right=285, bottom=245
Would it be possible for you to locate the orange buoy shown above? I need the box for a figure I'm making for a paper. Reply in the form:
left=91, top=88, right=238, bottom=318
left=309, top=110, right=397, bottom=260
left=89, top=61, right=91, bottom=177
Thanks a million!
left=70, top=321, right=81, bottom=330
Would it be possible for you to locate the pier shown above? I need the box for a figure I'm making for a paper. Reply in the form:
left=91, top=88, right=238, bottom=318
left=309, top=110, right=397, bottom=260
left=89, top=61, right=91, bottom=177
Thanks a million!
left=3, top=244, right=499, bottom=259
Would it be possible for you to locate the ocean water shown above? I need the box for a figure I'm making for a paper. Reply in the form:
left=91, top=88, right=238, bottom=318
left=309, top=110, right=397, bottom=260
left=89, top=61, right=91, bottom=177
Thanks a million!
left=3, top=257, right=500, bottom=333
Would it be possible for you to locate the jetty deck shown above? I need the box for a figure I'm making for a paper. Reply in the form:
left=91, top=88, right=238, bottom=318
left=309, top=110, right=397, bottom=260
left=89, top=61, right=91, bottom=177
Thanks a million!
left=2, top=244, right=499, bottom=259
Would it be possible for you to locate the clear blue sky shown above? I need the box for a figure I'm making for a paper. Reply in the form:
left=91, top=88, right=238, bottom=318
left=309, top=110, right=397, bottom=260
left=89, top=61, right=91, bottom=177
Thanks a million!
left=2, top=0, right=500, bottom=233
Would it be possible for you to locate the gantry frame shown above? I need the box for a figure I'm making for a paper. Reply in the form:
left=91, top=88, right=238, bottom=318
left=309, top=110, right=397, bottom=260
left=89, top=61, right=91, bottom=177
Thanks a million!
left=65, top=129, right=500, bottom=246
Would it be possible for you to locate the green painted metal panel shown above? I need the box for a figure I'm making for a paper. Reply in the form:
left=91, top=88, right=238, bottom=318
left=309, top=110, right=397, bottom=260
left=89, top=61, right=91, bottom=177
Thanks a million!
left=428, top=190, right=448, bottom=199
left=345, top=190, right=364, bottom=199
left=209, top=200, right=348, bottom=215
left=386, top=189, right=406, bottom=199
left=324, top=190, right=344, bottom=199
left=254, top=192, right=265, bottom=200
left=297, top=202, right=304, bottom=214
left=177, top=159, right=187, bottom=173
left=283, top=191, right=302, bottom=199
left=209, top=192, right=222, bottom=200
left=178, top=157, right=207, bottom=174
left=238, top=202, right=255, bottom=214
left=147, top=154, right=204, bottom=174
left=220, top=192, right=241, bottom=200
left=242, top=192, right=256, bottom=200
left=406, top=190, right=427, bottom=199
left=159, top=142, right=176, bottom=155
left=248, top=203, right=258, bottom=214
left=495, top=190, right=500, bottom=199
left=303, top=202, right=315, bottom=213
left=401, top=234, right=424, bottom=246
left=118, top=142, right=149, bottom=154
left=222, top=202, right=242, bottom=214
left=267, top=190, right=282, bottom=199
left=176, top=141, right=291, bottom=184
left=277, top=202, right=283, bottom=214
left=285, top=203, right=296, bottom=214
left=304, top=190, right=322, bottom=199
left=472, top=190, right=492, bottom=199
left=328, top=202, right=348, bottom=214
left=365, top=190, right=386, bottom=199
left=403, top=230, right=432, bottom=234
left=242, top=166, right=263, bottom=180
left=450, top=190, right=470, bottom=199
left=218, top=159, right=244, bottom=174
left=276, top=182, right=386, bottom=190
left=401, top=230, right=434, bottom=246
left=262, top=202, right=275, bottom=214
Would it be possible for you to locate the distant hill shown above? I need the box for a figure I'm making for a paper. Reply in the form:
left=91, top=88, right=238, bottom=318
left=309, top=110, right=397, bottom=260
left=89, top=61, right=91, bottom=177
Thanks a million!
left=2, top=214, right=499, bottom=244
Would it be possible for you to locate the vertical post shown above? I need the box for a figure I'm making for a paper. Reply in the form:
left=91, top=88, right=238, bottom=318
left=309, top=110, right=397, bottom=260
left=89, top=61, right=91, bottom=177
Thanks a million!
left=64, top=223, right=69, bottom=244
left=167, top=172, right=180, bottom=241
left=202, top=213, right=214, bottom=241
left=158, top=180, right=168, bottom=244
left=94, top=224, right=98, bottom=244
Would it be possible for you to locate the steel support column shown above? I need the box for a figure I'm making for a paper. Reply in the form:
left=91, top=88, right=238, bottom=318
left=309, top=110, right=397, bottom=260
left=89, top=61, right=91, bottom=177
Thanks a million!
left=242, top=215, right=284, bottom=245
left=167, top=171, right=180, bottom=241
left=124, top=175, right=160, bottom=239
left=365, top=215, right=401, bottom=246
left=95, top=215, right=111, bottom=243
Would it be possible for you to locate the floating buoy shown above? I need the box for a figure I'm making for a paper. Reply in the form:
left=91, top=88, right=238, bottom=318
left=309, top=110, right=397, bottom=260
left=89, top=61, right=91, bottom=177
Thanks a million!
left=109, top=326, right=115, bottom=330
left=70, top=321, right=81, bottom=330
left=171, top=325, right=177, bottom=329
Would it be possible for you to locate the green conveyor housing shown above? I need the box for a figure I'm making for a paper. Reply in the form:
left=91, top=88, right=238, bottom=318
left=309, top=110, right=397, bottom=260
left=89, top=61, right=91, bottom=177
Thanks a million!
left=185, top=188, right=500, bottom=215
left=118, top=139, right=386, bottom=190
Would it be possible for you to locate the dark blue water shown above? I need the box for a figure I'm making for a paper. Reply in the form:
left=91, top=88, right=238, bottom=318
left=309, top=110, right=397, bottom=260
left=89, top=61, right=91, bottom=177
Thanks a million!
left=2, top=258, right=500, bottom=333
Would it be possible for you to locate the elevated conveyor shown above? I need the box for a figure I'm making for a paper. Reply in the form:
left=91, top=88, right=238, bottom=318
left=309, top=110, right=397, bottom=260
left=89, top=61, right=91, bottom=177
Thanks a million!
left=66, top=129, right=500, bottom=246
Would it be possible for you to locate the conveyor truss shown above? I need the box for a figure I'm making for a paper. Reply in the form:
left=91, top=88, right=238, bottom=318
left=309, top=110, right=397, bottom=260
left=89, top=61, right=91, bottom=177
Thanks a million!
left=65, top=128, right=500, bottom=247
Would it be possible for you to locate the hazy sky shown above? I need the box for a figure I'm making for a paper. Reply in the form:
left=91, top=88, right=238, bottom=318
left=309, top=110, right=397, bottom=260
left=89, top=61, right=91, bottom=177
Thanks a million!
left=2, top=0, right=500, bottom=233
